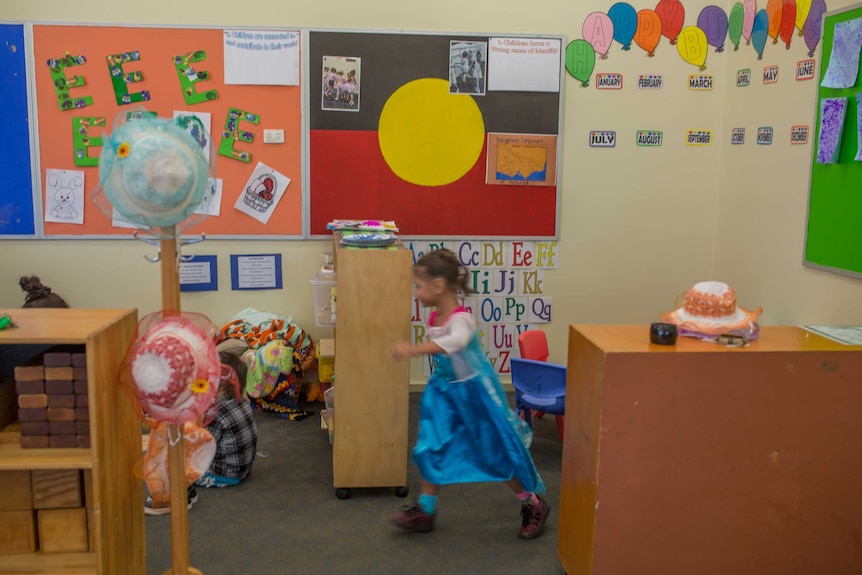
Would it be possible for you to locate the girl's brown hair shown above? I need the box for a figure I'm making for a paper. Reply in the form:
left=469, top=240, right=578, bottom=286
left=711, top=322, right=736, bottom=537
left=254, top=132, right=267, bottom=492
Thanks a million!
left=20, top=276, right=69, bottom=308
left=415, top=248, right=473, bottom=295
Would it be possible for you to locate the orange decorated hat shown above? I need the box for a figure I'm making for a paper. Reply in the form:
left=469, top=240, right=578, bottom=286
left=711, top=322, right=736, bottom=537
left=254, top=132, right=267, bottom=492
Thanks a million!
left=661, top=281, right=762, bottom=338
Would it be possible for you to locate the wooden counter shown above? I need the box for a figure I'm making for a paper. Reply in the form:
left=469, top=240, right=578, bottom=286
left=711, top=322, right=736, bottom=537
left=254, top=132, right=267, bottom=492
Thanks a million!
left=559, top=325, right=862, bottom=575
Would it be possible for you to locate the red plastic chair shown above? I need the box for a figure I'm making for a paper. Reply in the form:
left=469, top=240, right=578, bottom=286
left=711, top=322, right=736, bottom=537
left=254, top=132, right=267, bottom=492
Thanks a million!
left=517, top=330, right=565, bottom=442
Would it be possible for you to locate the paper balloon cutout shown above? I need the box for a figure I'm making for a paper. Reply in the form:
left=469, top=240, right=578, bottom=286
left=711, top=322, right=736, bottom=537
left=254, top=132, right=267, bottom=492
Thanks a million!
left=677, top=26, right=709, bottom=69
left=796, top=0, right=813, bottom=34
left=766, top=0, right=783, bottom=42
left=779, top=0, right=797, bottom=48
left=609, top=3, right=638, bottom=50
left=729, top=3, right=745, bottom=50
left=752, top=9, right=770, bottom=59
left=743, top=0, right=758, bottom=44
left=698, top=6, right=729, bottom=52
left=565, top=39, right=597, bottom=87
left=91, top=108, right=214, bottom=236
left=656, top=0, right=686, bottom=44
left=636, top=9, right=663, bottom=56
left=804, top=0, right=826, bottom=57
left=583, top=12, right=615, bottom=58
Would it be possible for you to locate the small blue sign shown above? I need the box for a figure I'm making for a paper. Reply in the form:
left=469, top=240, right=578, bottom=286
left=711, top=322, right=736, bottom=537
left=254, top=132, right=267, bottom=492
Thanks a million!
left=179, top=255, right=218, bottom=292
left=230, top=253, right=283, bottom=291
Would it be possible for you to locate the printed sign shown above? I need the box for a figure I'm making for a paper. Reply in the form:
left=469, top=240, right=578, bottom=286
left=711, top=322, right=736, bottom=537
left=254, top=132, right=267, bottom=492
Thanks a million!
left=688, top=74, right=714, bottom=90
left=731, top=128, right=745, bottom=145
left=637, top=74, right=663, bottom=89
left=686, top=130, right=712, bottom=146
left=589, top=130, right=616, bottom=147
left=796, top=59, right=816, bottom=81
left=757, top=127, right=774, bottom=145
left=636, top=130, right=663, bottom=147
left=790, top=125, right=809, bottom=144
left=763, top=65, right=779, bottom=84
left=736, top=68, right=751, bottom=87
left=596, top=73, right=623, bottom=89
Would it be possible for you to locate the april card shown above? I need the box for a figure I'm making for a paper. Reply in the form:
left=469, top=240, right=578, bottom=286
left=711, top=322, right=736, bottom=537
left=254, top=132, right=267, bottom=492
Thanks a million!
left=44, top=169, right=85, bottom=224
left=234, top=161, right=290, bottom=224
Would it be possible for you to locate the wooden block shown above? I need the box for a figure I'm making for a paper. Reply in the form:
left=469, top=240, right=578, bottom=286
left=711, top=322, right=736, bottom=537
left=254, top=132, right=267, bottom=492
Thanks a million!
left=13, top=365, right=43, bottom=382
left=72, top=353, right=87, bottom=367
left=86, top=508, right=95, bottom=551
left=20, top=421, right=49, bottom=436
left=17, top=394, right=47, bottom=409
left=72, top=367, right=88, bottom=382
left=49, top=435, right=76, bottom=448
left=48, top=421, right=76, bottom=435
left=37, top=508, right=88, bottom=553
left=75, top=407, right=89, bottom=422
left=47, top=408, right=75, bottom=422
left=0, top=422, right=21, bottom=445
left=75, top=435, right=90, bottom=448
left=18, top=407, right=47, bottom=422
left=43, top=352, right=72, bottom=367
left=45, top=380, right=73, bottom=394
left=44, top=367, right=74, bottom=381
left=0, top=471, right=32, bottom=510
left=31, top=470, right=82, bottom=509
left=0, top=510, right=36, bottom=554
left=20, top=436, right=49, bottom=449
left=73, top=380, right=88, bottom=394
left=74, top=394, right=88, bottom=408
left=75, top=421, right=90, bottom=435
left=319, top=338, right=335, bottom=357
left=47, top=394, right=75, bottom=408
left=15, top=380, right=44, bottom=394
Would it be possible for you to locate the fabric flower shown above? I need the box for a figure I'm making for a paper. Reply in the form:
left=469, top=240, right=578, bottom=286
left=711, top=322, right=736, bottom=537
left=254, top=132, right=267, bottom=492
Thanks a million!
left=190, top=378, right=209, bottom=394
left=117, top=142, right=130, bottom=158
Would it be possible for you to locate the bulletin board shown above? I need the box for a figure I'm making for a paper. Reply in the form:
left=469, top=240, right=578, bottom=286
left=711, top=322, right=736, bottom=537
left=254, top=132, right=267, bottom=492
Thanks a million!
left=804, top=4, right=862, bottom=277
left=307, top=31, right=564, bottom=238
left=0, top=23, right=36, bottom=236
left=31, top=24, right=303, bottom=238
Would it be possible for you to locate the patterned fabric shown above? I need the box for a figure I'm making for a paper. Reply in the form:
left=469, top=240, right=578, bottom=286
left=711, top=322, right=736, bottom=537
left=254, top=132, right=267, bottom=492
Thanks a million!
left=242, top=340, right=294, bottom=398
left=201, top=396, right=258, bottom=482
left=252, top=370, right=313, bottom=421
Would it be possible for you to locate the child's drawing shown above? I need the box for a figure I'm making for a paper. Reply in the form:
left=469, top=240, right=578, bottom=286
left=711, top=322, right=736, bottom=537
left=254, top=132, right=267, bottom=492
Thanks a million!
left=45, top=169, right=85, bottom=224
left=194, top=178, right=223, bottom=216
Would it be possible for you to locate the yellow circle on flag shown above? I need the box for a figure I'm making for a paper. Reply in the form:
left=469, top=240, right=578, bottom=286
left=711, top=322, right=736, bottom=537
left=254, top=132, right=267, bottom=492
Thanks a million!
left=378, top=78, right=485, bottom=187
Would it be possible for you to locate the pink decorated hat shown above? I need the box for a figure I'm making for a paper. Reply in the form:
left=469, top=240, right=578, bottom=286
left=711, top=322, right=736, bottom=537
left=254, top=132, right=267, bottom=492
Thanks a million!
left=130, top=313, right=219, bottom=424
left=661, top=281, right=762, bottom=337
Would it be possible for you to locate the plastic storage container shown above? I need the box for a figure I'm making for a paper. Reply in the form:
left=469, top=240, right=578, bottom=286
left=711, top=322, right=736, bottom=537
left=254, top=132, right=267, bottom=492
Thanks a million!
left=316, top=338, right=335, bottom=383
left=311, top=272, right=336, bottom=327
left=324, top=386, right=335, bottom=444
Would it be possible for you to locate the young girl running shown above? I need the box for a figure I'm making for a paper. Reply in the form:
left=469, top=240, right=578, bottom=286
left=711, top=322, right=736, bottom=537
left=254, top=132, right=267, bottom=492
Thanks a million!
left=389, top=248, right=549, bottom=539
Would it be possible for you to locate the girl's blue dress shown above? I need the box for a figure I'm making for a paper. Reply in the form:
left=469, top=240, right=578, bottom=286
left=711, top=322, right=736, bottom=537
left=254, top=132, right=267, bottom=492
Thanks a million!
left=413, top=329, right=545, bottom=494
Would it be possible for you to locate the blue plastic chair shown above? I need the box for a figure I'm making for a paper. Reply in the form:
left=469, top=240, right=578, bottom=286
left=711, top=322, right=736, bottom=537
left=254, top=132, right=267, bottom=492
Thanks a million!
left=510, top=357, right=566, bottom=442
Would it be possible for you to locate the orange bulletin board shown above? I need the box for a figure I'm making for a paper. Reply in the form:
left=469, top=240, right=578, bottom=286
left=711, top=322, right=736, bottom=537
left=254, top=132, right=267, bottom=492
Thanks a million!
left=33, top=24, right=302, bottom=237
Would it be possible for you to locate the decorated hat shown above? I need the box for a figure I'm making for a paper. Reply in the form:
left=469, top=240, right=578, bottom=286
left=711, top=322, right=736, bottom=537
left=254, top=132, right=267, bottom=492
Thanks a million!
left=92, top=109, right=212, bottom=231
left=129, top=313, right=220, bottom=424
left=661, top=281, right=762, bottom=338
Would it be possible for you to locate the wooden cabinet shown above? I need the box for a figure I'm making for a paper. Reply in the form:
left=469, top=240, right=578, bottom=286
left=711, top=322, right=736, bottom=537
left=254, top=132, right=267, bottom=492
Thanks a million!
left=331, top=234, right=412, bottom=498
left=560, top=325, right=862, bottom=575
left=0, top=308, right=144, bottom=575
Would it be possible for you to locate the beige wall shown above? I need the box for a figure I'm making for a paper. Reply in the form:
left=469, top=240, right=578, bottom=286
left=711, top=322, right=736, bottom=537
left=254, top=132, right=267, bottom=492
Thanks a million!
left=2, top=0, right=861, bottom=374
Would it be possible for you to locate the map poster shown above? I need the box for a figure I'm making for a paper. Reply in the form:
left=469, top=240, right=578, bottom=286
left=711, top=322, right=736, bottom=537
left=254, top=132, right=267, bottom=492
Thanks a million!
left=485, top=133, right=558, bottom=186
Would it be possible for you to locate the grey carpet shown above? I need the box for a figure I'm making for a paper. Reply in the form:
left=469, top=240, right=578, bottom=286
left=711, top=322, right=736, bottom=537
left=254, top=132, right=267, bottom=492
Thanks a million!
left=145, top=392, right=566, bottom=574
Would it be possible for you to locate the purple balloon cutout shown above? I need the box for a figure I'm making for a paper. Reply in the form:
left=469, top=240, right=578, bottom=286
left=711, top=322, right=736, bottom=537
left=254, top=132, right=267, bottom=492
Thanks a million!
left=698, top=5, right=730, bottom=52
left=804, top=0, right=827, bottom=57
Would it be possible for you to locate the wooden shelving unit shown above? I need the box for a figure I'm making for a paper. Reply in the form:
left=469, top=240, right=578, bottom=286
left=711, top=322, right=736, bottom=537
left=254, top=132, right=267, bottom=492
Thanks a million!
left=330, top=233, right=412, bottom=499
left=0, top=308, right=144, bottom=575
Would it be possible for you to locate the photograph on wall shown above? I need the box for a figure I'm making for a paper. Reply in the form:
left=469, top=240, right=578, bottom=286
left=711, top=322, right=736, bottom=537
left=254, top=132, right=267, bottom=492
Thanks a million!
left=322, top=55, right=361, bottom=112
left=449, top=40, right=487, bottom=95
left=485, top=133, right=558, bottom=186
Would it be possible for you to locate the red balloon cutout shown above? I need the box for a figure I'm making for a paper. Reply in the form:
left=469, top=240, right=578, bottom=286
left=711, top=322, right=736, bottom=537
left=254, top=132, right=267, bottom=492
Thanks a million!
left=656, top=0, right=686, bottom=44
left=779, top=0, right=797, bottom=48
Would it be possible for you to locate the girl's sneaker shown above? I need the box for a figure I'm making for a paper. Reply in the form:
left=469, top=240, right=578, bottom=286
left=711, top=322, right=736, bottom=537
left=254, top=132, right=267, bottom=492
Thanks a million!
left=518, top=494, right=550, bottom=539
left=144, top=487, right=197, bottom=516
left=390, top=503, right=436, bottom=532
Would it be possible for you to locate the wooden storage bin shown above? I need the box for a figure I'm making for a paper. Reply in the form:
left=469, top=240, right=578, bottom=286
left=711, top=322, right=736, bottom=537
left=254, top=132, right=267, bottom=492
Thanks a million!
left=0, top=308, right=144, bottom=574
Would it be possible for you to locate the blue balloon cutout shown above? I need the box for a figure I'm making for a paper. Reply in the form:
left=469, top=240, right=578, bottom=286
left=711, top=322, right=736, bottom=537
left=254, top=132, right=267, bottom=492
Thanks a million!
left=608, top=2, right=638, bottom=50
left=751, top=9, right=769, bottom=60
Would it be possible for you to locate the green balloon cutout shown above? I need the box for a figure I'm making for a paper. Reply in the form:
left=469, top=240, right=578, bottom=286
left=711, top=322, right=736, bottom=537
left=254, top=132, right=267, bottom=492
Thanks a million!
left=565, top=39, right=596, bottom=88
left=729, top=2, right=744, bottom=51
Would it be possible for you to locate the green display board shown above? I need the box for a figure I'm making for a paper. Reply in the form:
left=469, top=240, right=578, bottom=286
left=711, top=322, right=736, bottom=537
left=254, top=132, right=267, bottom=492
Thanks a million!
left=805, top=4, right=862, bottom=277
